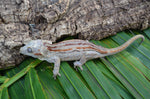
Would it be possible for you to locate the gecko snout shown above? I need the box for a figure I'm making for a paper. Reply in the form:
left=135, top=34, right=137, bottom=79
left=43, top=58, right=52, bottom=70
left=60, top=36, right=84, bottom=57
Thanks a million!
left=19, top=47, right=24, bottom=54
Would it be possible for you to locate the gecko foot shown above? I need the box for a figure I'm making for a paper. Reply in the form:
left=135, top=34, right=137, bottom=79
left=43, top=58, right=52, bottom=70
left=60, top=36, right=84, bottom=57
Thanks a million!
left=53, top=70, right=61, bottom=80
left=73, top=61, right=83, bottom=71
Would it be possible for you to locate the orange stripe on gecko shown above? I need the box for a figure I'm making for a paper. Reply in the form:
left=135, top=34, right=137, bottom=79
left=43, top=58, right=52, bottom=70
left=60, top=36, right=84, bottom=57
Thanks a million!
left=47, top=47, right=73, bottom=51
left=34, top=53, right=42, bottom=55
left=76, top=47, right=108, bottom=54
left=47, top=46, right=108, bottom=54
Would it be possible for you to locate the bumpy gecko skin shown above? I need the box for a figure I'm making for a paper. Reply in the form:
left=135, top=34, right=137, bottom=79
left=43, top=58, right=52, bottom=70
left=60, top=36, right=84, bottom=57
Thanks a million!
left=20, top=35, right=144, bottom=79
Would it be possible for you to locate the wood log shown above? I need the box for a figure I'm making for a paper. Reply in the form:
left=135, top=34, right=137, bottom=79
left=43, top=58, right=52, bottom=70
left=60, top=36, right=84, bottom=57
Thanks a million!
left=0, top=0, right=150, bottom=68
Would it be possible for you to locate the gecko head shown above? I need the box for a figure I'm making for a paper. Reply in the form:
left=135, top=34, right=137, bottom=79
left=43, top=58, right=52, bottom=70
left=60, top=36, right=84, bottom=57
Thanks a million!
left=20, top=40, right=43, bottom=58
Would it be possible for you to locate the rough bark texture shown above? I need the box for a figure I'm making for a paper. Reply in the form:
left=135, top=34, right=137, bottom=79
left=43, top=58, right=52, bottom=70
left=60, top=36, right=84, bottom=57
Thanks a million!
left=0, top=0, right=150, bottom=68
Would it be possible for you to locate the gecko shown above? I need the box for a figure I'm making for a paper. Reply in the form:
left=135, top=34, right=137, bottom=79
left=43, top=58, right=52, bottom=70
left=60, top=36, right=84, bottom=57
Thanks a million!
left=20, top=34, right=144, bottom=79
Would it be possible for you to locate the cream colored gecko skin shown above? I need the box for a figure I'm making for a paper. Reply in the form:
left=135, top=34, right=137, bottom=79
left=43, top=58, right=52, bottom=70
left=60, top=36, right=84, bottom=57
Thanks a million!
left=20, top=35, right=144, bottom=79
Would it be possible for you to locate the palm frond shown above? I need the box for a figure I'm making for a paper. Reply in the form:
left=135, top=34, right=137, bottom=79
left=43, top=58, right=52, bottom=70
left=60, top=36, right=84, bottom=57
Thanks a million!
left=0, top=29, right=150, bottom=99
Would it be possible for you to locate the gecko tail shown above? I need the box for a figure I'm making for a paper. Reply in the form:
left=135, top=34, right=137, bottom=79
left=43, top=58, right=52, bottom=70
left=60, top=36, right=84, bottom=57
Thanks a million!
left=106, top=34, right=144, bottom=55
left=139, top=35, right=145, bottom=45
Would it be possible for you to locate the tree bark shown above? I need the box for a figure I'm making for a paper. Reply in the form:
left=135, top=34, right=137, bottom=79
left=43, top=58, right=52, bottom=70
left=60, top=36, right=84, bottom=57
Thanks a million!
left=0, top=0, right=150, bottom=68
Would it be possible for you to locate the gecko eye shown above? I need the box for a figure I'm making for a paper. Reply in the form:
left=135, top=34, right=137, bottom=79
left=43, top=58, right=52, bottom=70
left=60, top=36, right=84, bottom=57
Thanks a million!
left=27, top=47, right=33, bottom=53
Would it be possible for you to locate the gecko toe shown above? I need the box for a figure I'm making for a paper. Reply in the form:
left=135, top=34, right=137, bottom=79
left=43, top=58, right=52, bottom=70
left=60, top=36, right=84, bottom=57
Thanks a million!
left=53, top=71, right=61, bottom=79
left=53, top=75, right=57, bottom=80
left=79, top=66, right=83, bottom=71
left=73, top=61, right=83, bottom=71
left=73, top=65, right=78, bottom=71
left=58, top=73, right=61, bottom=77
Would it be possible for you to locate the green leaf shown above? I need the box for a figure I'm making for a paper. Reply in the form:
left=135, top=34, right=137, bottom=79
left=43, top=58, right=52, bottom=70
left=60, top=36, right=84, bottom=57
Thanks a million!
left=0, top=58, right=41, bottom=99
left=0, top=87, right=9, bottom=99
left=59, top=62, right=96, bottom=99
left=99, top=34, right=150, bottom=98
left=83, top=61, right=121, bottom=99
left=0, top=76, right=8, bottom=84
left=111, top=32, right=150, bottom=69
left=25, top=68, right=47, bottom=99
left=79, top=62, right=110, bottom=99
left=0, top=29, right=150, bottom=99
left=36, top=62, right=67, bottom=98
left=143, top=28, right=150, bottom=38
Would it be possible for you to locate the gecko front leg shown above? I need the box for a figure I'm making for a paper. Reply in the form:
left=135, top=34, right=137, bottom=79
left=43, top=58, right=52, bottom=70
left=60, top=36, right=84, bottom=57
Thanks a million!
left=41, top=47, right=61, bottom=79
left=46, top=56, right=61, bottom=79
left=53, top=56, right=61, bottom=79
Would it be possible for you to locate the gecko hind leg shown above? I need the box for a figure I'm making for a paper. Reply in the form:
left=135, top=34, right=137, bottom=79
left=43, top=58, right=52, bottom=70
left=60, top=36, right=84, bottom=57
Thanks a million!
left=73, top=51, right=101, bottom=71
left=73, top=55, right=87, bottom=71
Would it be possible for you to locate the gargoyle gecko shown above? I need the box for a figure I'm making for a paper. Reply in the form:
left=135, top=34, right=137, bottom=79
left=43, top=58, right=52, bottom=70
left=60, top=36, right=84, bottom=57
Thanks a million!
left=20, top=35, right=144, bottom=79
